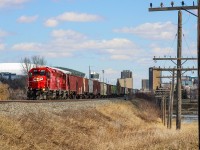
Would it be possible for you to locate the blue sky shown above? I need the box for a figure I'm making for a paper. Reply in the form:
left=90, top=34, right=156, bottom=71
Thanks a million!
left=0, top=0, right=198, bottom=88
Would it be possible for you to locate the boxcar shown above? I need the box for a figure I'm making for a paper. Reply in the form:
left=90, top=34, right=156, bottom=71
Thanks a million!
left=106, top=84, right=112, bottom=97
left=117, top=86, right=125, bottom=96
left=88, top=79, right=93, bottom=95
left=76, top=76, right=84, bottom=97
left=83, top=78, right=89, bottom=98
left=93, top=80, right=100, bottom=97
left=100, top=82, right=107, bottom=97
left=111, top=85, right=117, bottom=97
left=68, top=74, right=77, bottom=98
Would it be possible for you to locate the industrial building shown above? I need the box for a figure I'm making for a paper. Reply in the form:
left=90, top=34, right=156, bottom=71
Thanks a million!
left=121, top=70, right=132, bottom=79
left=149, top=67, right=161, bottom=91
left=182, top=76, right=198, bottom=87
left=118, top=78, right=133, bottom=89
left=141, top=79, right=149, bottom=91
left=89, top=72, right=100, bottom=80
left=118, top=70, right=133, bottom=90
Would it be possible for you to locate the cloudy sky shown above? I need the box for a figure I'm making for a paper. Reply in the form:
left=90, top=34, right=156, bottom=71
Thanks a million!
left=0, top=0, right=198, bottom=88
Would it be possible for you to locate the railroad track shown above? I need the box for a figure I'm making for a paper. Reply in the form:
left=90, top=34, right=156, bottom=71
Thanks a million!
left=0, top=98, right=122, bottom=104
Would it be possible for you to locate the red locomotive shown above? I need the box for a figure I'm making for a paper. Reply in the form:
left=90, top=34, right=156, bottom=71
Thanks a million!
left=27, top=66, right=128, bottom=100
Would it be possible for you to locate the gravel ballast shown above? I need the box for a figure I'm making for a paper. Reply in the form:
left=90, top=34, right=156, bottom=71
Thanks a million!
left=0, top=99, right=123, bottom=117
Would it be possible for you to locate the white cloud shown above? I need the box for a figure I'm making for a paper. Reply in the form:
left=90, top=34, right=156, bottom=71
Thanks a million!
left=17, top=15, right=38, bottom=23
left=44, top=12, right=102, bottom=27
left=101, top=38, right=134, bottom=49
left=0, top=43, right=5, bottom=50
left=150, top=43, right=176, bottom=58
left=12, top=43, right=43, bottom=51
left=0, top=0, right=30, bottom=8
left=182, top=42, right=197, bottom=57
left=11, top=38, right=141, bottom=60
left=104, top=68, right=118, bottom=75
left=114, top=22, right=177, bottom=40
left=51, top=29, right=87, bottom=40
left=110, top=55, right=131, bottom=60
left=44, top=19, right=59, bottom=27
left=43, top=52, right=73, bottom=58
left=0, top=30, right=9, bottom=37
left=57, top=12, right=102, bottom=22
left=11, top=30, right=149, bottom=62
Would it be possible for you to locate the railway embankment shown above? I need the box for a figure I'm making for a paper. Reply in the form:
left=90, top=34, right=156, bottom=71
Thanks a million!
left=0, top=98, right=198, bottom=149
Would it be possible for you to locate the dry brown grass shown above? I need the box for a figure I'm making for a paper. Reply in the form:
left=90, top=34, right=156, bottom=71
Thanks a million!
left=0, top=99, right=198, bottom=150
left=0, top=83, right=9, bottom=100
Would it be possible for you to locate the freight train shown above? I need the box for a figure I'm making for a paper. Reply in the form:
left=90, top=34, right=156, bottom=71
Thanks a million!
left=27, top=66, right=130, bottom=100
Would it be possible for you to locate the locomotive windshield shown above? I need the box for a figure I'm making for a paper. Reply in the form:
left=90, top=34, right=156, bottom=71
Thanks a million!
left=33, top=70, right=39, bottom=75
left=40, top=70, right=46, bottom=75
left=29, top=69, right=46, bottom=76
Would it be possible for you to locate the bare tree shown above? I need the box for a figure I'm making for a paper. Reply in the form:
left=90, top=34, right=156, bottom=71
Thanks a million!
left=21, top=55, right=47, bottom=75
left=21, top=57, right=32, bottom=75
left=31, top=55, right=46, bottom=68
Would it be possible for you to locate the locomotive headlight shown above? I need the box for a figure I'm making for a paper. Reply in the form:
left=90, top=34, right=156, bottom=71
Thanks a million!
left=43, top=88, right=45, bottom=91
left=38, top=77, right=43, bottom=81
left=33, top=77, right=43, bottom=82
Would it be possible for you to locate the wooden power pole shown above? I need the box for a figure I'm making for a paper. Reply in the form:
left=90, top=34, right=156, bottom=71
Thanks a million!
left=198, top=0, right=200, bottom=148
left=149, top=2, right=198, bottom=130
left=177, top=10, right=182, bottom=129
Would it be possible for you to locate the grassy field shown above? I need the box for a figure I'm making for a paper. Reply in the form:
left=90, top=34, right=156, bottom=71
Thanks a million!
left=0, top=99, right=198, bottom=150
left=0, top=83, right=9, bottom=100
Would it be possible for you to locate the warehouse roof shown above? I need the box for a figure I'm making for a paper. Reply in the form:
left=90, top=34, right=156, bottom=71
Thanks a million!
left=0, top=63, right=24, bottom=75
left=54, top=67, right=85, bottom=77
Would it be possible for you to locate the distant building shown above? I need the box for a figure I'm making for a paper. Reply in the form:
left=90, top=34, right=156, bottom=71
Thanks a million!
left=118, top=78, right=133, bottom=89
left=90, top=72, right=99, bottom=80
left=121, top=70, right=132, bottom=79
left=142, top=79, right=149, bottom=91
left=182, top=76, right=198, bottom=87
left=0, top=72, right=20, bottom=80
left=118, top=70, right=133, bottom=90
left=149, top=67, right=161, bottom=91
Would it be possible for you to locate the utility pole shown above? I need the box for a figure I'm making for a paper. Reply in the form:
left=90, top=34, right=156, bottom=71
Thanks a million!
left=89, top=66, right=91, bottom=79
left=155, top=88, right=170, bottom=125
left=149, top=1, right=198, bottom=130
left=154, top=12, right=197, bottom=129
left=170, top=69, right=175, bottom=129
left=102, top=70, right=104, bottom=95
left=198, top=0, right=200, bottom=147
left=167, top=71, right=175, bottom=129
left=177, top=10, right=182, bottom=129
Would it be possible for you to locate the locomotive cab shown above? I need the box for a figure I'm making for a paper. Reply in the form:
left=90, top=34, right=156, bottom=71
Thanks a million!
left=27, top=68, right=50, bottom=99
left=28, top=69, right=49, bottom=89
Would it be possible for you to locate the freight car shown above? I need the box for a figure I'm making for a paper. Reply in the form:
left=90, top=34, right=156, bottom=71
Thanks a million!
left=27, top=66, right=128, bottom=100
